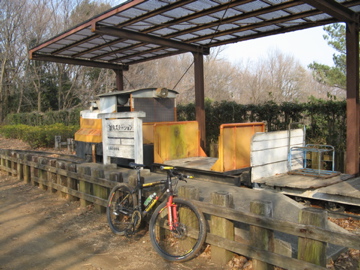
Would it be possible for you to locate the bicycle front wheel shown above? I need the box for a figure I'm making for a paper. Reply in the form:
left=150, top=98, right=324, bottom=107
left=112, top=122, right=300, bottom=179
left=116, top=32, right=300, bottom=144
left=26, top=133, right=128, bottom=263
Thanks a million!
left=106, top=184, right=137, bottom=235
left=149, top=198, right=207, bottom=262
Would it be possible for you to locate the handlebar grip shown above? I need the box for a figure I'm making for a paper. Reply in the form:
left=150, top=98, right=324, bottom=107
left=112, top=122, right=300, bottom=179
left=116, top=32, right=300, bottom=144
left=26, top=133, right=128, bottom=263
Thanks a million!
left=160, top=166, right=174, bottom=170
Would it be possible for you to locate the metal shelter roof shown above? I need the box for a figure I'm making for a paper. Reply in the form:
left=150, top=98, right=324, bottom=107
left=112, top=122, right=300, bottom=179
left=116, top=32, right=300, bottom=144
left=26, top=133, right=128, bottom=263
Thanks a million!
left=29, top=0, right=360, bottom=70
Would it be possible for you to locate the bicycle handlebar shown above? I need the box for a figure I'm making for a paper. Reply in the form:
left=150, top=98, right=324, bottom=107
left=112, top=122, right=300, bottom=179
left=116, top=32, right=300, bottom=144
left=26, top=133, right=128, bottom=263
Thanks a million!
left=160, top=166, right=193, bottom=180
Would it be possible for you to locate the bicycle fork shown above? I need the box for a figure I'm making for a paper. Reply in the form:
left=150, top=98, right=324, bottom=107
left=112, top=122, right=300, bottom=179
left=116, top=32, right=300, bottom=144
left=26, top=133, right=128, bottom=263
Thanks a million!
left=166, top=196, right=178, bottom=230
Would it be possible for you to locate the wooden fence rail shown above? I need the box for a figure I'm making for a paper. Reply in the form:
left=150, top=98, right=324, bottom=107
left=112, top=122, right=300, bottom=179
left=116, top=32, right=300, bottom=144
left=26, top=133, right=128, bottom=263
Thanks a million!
left=0, top=149, right=359, bottom=270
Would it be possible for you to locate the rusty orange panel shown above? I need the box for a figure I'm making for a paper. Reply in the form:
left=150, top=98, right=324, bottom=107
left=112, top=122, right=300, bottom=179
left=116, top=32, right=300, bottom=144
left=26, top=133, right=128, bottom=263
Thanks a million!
left=153, top=121, right=206, bottom=163
left=143, top=122, right=155, bottom=144
left=74, top=117, right=102, bottom=143
left=211, top=122, right=265, bottom=172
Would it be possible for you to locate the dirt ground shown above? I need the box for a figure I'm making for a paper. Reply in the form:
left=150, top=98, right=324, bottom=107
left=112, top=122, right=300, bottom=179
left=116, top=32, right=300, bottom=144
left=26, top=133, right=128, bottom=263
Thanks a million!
left=0, top=136, right=359, bottom=270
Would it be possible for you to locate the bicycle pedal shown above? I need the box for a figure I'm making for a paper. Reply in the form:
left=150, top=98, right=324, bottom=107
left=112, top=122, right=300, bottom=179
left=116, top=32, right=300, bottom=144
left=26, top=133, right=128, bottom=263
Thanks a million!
left=125, top=229, right=135, bottom=238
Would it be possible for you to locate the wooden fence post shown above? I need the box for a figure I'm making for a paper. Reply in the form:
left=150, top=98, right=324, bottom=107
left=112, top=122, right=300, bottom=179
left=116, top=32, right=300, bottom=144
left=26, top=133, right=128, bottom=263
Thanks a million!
left=210, top=191, right=234, bottom=265
left=67, top=163, right=78, bottom=201
left=16, top=153, right=24, bottom=181
left=38, top=157, right=48, bottom=190
left=23, top=154, right=31, bottom=184
left=78, top=166, right=92, bottom=207
left=298, top=208, right=327, bottom=267
left=48, top=159, right=57, bottom=193
left=11, top=152, right=17, bottom=177
left=178, top=185, right=200, bottom=251
left=56, top=161, right=68, bottom=196
left=109, top=171, right=123, bottom=183
left=250, top=200, right=274, bottom=270
left=6, top=150, right=11, bottom=176
left=93, top=168, right=107, bottom=213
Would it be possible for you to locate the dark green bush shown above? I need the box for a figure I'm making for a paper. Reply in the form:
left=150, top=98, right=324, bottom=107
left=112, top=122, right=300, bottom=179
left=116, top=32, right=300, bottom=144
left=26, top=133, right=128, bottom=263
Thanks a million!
left=0, top=124, right=79, bottom=148
left=4, top=108, right=82, bottom=126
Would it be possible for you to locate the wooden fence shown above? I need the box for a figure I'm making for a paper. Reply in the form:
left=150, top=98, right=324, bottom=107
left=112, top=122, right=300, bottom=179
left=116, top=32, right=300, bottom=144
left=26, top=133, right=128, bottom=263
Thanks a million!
left=0, top=149, right=359, bottom=270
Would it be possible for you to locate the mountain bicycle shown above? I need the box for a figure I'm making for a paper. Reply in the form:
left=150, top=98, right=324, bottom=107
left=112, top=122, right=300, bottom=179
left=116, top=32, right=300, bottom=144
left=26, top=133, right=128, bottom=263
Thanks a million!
left=106, top=162, right=207, bottom=262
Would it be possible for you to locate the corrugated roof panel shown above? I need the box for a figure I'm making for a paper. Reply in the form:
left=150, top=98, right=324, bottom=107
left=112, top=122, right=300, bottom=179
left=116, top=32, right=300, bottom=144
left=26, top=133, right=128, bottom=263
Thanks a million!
left=188, top=15, right=219, bottom=24
left=171, top=22, right=197, bottom=30
left=162, top=7, right=194, bottom=18
left=234, top=17, right=264, bottom=25
left=305, top=13, right=332, bottom=22
left=349, top=5, right=360, bottom=12
left=100, top=35, right=119, bottom=41
left=48, top=43, right=68, bottom=50
left=265, top=0, right=289, bottom=4
left=255, top=24, right=280, bottom=32
left=193, top=28, right=216, bottom=36
left=165, top=47, right=179, bottom=52
left=151, top=27, right=179, bottom=35
left=66, top=35, right=85, bottom=42
left=175, top=33, right=199, bottom=41
left=136, top=0, right=169, bottom=11
left=76, top=28, right=92, bottom=35
left=285, top=4, right=315, bottom=14
left=258, top=10, right=290, bottom=20
left=145, top=43, right=161, bottom=49
left=216, top=23, right=238, bottom=31
left=37, top=47, right=54, bottom=53
left=145, top=14, right=173, bottom=24
left=237, top=1, right=270, bottom=12
left=232, top=29, right=259, bottom=37
left=125, top=21, right=153, bottom=31
left=184, top=1, right=218, bottom=11
left=99, top=15, right=128, bottom=25
left=211, top=34, right=237, bottom=41
left=211, top=9, right=242, bottom=19
left=57, top=39, right=74, bottom=45
left=120, top=7, right=149, bottom=18
left=71, top=47, right=85, bottom=52
left=277, top=19, right=307, bottom=27
left=59, top=50, right=76, bottom=56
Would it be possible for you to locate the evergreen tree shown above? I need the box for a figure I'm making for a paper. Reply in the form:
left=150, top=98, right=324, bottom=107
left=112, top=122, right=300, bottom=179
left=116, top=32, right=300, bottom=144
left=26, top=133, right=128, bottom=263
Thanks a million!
left=308, top=23, right=349, bottom=89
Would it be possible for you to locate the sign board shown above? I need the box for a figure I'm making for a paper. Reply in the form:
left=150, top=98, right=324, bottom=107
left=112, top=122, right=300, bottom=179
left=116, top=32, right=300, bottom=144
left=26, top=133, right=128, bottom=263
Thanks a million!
left=98, top=112, right=145, bottom=165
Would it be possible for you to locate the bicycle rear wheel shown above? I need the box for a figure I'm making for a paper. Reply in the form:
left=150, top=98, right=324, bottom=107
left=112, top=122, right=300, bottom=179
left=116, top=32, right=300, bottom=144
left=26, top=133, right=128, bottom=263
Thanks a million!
left=149, top=198, right=207, bottom=262
left=106, top=184, right=137, bottom=235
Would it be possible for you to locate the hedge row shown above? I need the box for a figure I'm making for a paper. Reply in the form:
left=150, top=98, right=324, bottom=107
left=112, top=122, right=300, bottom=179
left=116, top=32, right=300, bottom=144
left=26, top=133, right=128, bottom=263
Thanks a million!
left=0, top=124, right=79, bottom=148
left=4, top=108, right=82, bottom=126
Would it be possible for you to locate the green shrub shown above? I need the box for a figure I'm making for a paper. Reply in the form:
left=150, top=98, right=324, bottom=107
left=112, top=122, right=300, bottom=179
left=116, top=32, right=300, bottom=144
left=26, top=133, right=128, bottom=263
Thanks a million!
left=0, top=124, right=79, bottom=148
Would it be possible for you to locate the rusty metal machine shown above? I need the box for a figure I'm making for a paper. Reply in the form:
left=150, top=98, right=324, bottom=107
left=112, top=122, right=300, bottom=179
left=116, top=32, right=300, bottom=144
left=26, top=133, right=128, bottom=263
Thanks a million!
left=74, top=87, right=178, bottom=165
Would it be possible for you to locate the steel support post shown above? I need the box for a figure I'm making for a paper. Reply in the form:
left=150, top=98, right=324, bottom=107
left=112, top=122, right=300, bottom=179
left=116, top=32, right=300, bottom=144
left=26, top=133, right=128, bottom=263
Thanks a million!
left=114, top=69, right=124, bottom=91
left=346, top=22, right=359, bottom=175
left=193, top=52, right=206, bottom=150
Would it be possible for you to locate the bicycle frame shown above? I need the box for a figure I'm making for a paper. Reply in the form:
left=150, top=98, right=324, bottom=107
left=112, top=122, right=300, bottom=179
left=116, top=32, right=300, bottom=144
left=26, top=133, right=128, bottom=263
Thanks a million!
left=133, top=165, right=179, bottom=230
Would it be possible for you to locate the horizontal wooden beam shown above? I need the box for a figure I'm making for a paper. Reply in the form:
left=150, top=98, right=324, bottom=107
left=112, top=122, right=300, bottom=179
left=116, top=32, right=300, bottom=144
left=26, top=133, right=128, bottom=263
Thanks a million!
left=92, top=24, right=210, bottom=55
left=29, top=53, right=129, bottom=70
left=303, top=0, right=359, bottom=24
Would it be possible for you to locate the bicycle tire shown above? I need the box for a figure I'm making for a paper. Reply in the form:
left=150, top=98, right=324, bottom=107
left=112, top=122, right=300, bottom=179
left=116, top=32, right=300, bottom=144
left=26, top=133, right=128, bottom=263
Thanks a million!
left=106, top=184, right=137, bottom=235
left=149, top=198, right=207, bottom=262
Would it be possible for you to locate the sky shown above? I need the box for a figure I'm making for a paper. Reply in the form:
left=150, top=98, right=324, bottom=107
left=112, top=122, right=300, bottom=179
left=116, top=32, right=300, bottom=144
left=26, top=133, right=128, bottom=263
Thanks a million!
left=219, top=26, right=339, bottom=68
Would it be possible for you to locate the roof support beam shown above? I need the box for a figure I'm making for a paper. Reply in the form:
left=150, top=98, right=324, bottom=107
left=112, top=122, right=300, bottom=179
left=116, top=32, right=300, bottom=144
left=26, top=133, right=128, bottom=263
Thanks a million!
left=92, top=24, right=209, bottom=55
left=193, top=52, right=206, bottom=150
left=30, top=54, right=128, bottom=70
left=114, top=69, right=124, bottom=91
left=302, top=0, right=359, bottom=24
left=346, top=22, right=359, bottom=175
